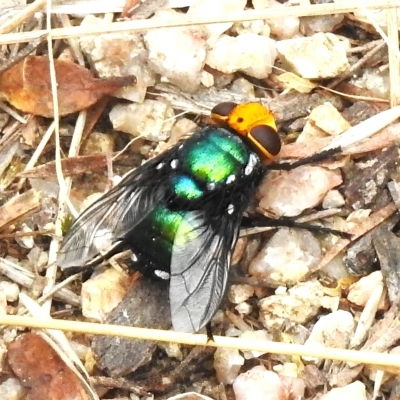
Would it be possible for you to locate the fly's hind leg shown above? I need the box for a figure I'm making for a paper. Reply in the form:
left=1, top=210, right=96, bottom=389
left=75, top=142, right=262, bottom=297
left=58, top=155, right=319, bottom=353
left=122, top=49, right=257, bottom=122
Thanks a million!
left=206, top=322, right=215, bottom=343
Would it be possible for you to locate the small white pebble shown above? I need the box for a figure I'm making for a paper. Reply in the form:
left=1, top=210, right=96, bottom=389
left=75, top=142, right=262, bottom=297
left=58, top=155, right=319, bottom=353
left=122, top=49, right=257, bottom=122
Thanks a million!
left=206, top=33, right=277, bottom=79
left=81, top=269, right=128, bottom=321
left=0, top=378, right=24, bottom=400
left=301, top=15, right=345, bottom=34
left=233, top=365, right=289, bottom=400
left=200, top=70, right=214, bottom=87
left=350, top=68, right=389, bottom=100
left=0, top=281, right=19, bottom=302
left=235, top=302, right=252, bottom=315
left=308, top=103, right=350, bottom=136
left=258, top=166, right=343, bottom=217
left=214, top=347, right=245, bottom=385
left=322, top=189, right=345, bottom=209
left=188, top=0, right=247, bottom=46
left=303, top=310, right=355, bottom=362
left=249, top=228, right=321, bottom=286
left=240, top=330, right=271, bottom=359
left=110, top=99, right=174, bottom=141
left=168, top=392, right=214, bottom=400
left=259, top=0, right=300, bottom=40
left=348, top=271, right=388, bottom=310
left=347, top=209, right=372, bottom=223
left=0, top=292, right=7, bottom=315
left=81, top=131, right=114, bottom=155
left=259, top=280, right=334, bottom=330
left=276, top=33, right=350, bottom=79
left=168, top=118, right=198, bottom=146
left=275, top=286, right=287, bottom=295
left=69, top=341, right=90, bottom=361
left=79, top=16, right=153, bottom=102
left=225, top=326, right=243, bottom=337
left=230, top=77, right=256, bottom=97
left=144, top=9, right=207, bottom=93
left=14, top=223, right=34, bottom=249
left=160, top=342, right=182, bottom=360
left=228, top=284, right=254, bottom=304
left=320, top=381, right=367, bottom=400
left=273, top=362, right=299, bottom=378
left=3, top=328, right=17, bottom=343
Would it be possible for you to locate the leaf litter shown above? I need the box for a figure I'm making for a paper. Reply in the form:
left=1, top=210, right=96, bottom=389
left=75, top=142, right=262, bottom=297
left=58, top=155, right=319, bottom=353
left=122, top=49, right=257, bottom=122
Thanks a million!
left=1, top=1, right=400, bottom=399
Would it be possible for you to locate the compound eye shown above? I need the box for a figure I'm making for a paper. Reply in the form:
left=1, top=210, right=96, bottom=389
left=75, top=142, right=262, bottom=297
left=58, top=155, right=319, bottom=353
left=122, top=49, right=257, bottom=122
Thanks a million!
left=250, top=125, right=281, bottom=156
left=211, top=102, right=238, bottom=118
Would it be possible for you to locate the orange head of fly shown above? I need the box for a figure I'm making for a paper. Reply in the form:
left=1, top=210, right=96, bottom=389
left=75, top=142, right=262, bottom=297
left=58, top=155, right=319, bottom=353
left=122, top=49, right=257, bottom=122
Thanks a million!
left=210, top=102, right=281, bottom=164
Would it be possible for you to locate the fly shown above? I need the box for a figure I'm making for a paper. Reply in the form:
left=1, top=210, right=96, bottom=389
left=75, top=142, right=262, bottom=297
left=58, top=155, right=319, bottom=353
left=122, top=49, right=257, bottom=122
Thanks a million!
left=57, top=102, right=341, bottom=334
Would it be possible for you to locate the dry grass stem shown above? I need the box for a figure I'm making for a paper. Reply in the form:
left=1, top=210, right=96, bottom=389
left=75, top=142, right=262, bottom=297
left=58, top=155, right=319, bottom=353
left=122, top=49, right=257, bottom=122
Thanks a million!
left=386, top=9, right=400, bottom=106
left=322, top=105, right=400, bottom=151
left=1, top=314, right=400, bottom=369
left=41, top=3, right=65, bottom=316
left=0, top=1, right=400, bottom=45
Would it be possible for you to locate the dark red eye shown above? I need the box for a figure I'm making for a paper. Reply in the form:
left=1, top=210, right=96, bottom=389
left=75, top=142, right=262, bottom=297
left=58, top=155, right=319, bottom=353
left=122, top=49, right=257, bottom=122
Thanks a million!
left=211, top=102, right=238, bottom=118
left=250, top=125, right=281, bottom=156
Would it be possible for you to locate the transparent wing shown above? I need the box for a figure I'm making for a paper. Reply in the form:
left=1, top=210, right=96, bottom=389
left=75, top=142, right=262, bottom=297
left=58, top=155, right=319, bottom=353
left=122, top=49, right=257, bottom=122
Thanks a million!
left=57, top=152, right=175, bottom=269
left=169, top=210, right=242, bottom=333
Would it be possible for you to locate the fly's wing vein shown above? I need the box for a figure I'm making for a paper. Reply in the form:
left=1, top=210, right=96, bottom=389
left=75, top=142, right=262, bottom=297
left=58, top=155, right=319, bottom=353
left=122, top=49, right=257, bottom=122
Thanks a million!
left=57, top=149, right=177, bottom=268
left=169, top=210, right=241, bottom=333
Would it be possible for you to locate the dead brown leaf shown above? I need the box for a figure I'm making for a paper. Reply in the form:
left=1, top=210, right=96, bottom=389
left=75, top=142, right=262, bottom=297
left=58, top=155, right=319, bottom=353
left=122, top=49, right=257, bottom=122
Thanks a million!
left=18, top=154, right=111, bottom=179
left=0, top=56, right=136, bottom=117
left=7, top=333, right=89, bottom=400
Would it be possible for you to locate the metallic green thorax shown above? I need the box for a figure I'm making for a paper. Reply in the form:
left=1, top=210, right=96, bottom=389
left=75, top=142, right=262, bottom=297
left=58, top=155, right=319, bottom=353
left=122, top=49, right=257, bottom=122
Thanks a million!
left=133, top=128, right=253, bottom=267
left=182, top=131, right=249, bottom=184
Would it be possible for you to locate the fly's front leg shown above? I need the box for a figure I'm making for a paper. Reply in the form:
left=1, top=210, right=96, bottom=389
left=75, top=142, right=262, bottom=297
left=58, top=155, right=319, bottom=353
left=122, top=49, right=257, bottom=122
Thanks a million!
left=240, top=214, right=350, bottom=238
left=268, top=147, right=341, bottom=171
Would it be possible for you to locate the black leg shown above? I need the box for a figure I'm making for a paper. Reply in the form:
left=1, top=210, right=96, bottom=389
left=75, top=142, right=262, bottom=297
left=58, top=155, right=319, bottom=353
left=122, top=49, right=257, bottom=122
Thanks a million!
left=241, top=214, right=351, bottom=239
left=206, top=322, right=215, bottom=342
left=268, top=147, right=341, bottom=171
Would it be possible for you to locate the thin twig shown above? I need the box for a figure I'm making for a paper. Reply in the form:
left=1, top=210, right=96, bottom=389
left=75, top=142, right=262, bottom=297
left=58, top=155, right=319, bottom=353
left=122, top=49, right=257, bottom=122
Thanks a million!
left=16, top=122, right=55, bottom=191
left=328, top=40, right=386, bottom=89
left=347, top=39, right=386, bottom=54
left=56, top=14, right=85, bottom=66
left=0, top=101, right=27, bottom=124
left=355, top=0, right=400, bottom=62
left=0, top=35, right=46, bottom=74
left=311, top=202, right=398, bottom=274
left=0, top=0, right=47, bottom=34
